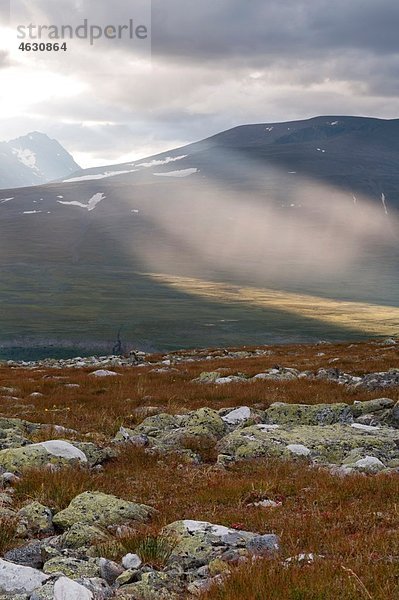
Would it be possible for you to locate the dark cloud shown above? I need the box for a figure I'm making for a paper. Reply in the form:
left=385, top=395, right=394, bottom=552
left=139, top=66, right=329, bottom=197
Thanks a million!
left=1, top=0, right=399, bottom=166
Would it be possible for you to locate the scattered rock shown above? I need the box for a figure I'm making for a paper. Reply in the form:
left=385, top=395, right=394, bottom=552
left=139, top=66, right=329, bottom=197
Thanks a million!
left=0, top=559, right=49, bottom=594
left=53, top=492, right=154, bottom=529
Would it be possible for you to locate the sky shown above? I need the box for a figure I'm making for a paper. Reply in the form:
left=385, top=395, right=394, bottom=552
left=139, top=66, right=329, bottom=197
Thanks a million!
left=1, top=0, right=399, bottom=168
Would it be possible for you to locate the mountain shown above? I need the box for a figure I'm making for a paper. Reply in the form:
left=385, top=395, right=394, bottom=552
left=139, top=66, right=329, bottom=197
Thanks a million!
left=0, top=132, right=80, bottom=189
left=1, top=115, right=399, bottom=357
left=62, top=115, right=399, bottom=200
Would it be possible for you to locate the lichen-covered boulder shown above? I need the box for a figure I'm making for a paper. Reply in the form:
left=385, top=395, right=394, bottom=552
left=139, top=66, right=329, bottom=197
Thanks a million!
left=134, top=414, right=180, bottom=437
left=115, top=572, right=181, bottom=599
left=181, top=408, right=226, bottom=438
left=17, top=502, right=53, bottom=536
left=193, top=372, right=222, bottom=384
left=217, top=422, right=399, bottom=465
left=42, top=556, right=100, bottom=579
left=0, top=559, right=49, bottom=594
left=0, top=418, right=43, bottom=451
left=266, top=402, right=353, bottom=426
left=59, top=522, right=110, bottom=549
left=52, top=492, right=154, bottom=529
left=162, top=520, right=269, bottom=569
left=352, top=398, right=394, bottom=416
left=0, top=440, right=88, bottom=472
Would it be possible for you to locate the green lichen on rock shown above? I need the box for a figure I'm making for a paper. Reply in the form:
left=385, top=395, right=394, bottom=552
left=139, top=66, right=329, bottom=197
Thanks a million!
left=217, top=423, right=399, bottom=465
left=181, top=408, right=226, bottom=438
left=42, top=556, right=100, bottom=578
left=0, top=440, right=88, bottom=472
left=134, top=414, right=179, bottom=437
left=53, top=491, right=154, bottom=529
left=266, top=402, right=353, bottom=426
left=17, top=502, right=53, bottom=536
left=115, top=572, right=181, bottom=599
left=59, top=522, right=110, bottom=549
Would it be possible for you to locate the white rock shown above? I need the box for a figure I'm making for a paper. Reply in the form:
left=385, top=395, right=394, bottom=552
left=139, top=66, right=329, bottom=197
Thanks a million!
left=287, top=444, right=311, bottom=457
left=89, top=370, right=119, bottom=377
left=182, top=520, right=237, bottom=537
left=214, top=377, right=234, bottom=384
left=54, top=576, right=93, bottom=599
left=222, top=407, right=251, bottom=425
left=0, top=559, right=49, bottom=594
left=255, top=424, right=280, bottom=431
left=353, top=456, right=385, bottom=470
left=351, top=423, right=380, bottom=432
left=36, top=440, right=87, bottom=462
left=122, top=553, right=142, bottom=570
left=250, top=499, right=282, bottom=508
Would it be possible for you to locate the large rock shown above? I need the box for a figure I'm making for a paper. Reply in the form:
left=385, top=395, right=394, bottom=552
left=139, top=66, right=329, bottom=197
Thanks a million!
left=266, top=402, right=353, bottom=426
left=217, top=422, right=399, bottom=465
left=0, top=559, right=49, bottom=594
left=42, top=556, right=100, bottom=578
left=54, top=577, right=93, bottom=600
left=134, top=414, right=180, bottom=437
left=163, top=520, right=276, bottom=569
left=53, top=492, right=154, bottom=529
left=59, top=522, right=110, bottom=549
left=182, top=408, right=226, bottom=438
left=17, top=502, right=53, bottom=536
left=0, top=440, right=88, bottom=472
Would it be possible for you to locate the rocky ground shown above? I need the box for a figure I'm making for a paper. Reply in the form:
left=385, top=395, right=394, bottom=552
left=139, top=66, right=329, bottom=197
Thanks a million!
left=0, top=339, right=398, bottom=598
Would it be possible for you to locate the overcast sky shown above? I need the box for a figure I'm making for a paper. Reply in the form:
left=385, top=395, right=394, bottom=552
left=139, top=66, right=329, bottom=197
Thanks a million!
left=1, top=0, right=399, bottom=167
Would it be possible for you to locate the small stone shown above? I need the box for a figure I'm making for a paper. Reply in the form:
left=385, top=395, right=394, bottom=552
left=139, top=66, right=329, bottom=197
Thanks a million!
left=286, top=444, right=311, bottom=457
left=115, top=569, right=141, bottom=586
left=246, top=534, right=280, bottom=556
left=122, top=553, right=142, bottom=570
left=98, top=558, right=124, bottom=585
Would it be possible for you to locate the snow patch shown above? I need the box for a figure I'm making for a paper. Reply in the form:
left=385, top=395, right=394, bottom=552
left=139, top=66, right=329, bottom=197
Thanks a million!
left=22, top=210, right=42, bottom=214
left=153, top=168, right=198, bottom=178
left=58, top=193, right=105, bottom=212
left=12, top=147, right=38, bottom=170
left=0, top=197, right=14, bottom=203
left=65, top=170, right=137, bottom=183
left=136, top=155, right=187, bottom=168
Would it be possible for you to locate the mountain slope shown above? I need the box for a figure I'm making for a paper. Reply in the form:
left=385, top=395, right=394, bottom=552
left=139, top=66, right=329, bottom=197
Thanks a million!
left=62, top=115, right=399, bottom=200
left=1, top=116, right=399, bottom=355
left=0, top=132, right=80, bottom=189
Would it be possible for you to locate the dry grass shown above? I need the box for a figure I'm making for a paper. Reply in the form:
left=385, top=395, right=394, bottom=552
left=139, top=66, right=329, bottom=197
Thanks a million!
left=13, top=466, right=94, bottom=512
left=1, top=340, right=399, bottom=596
left=1, top=340, right=399, bottom=436
left=0, top=517, right=19, bottom=554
